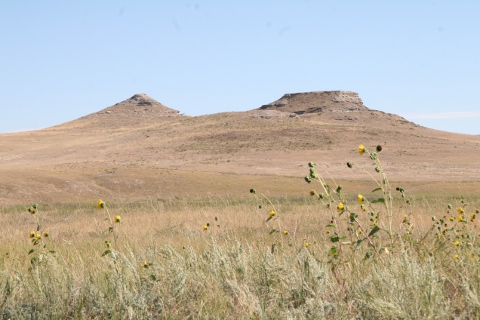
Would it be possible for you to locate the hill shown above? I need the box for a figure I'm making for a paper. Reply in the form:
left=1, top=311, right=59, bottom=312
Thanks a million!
left=0, top=92, right=479, bottom=205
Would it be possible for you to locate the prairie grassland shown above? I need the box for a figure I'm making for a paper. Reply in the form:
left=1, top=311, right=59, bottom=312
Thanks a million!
left=0, top=186, right=479, bottom=319
left=1, top=146, right=479, bottom=319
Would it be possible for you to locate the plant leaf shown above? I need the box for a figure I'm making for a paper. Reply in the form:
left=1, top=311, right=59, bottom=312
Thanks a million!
left=328, top=247, right=339, bottom=258
left=330, top=235, right=340, bottom=243
left=28, top=249, right=34, bottom=255
left=364, top=251, right=372, bottom=260
left=368, top=225, right=380, bottom=237
left=371, top=198, right=385, bottom=204
left=102, top=250, right=111, bottom=257
left=355, top=239, right=363, bottom=249
left=371, top=187, right=382, bottom=193
left=349, top=212, right=358, bottom=223
left=269, top=229, right=279, bottom=235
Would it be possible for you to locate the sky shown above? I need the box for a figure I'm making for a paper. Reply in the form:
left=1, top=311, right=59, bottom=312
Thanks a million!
left=1, top=1, right=479, bottom=135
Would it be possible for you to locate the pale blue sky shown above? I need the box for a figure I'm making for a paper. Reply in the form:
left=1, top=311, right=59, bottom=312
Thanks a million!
left=1, top=1, right=479, bottom=134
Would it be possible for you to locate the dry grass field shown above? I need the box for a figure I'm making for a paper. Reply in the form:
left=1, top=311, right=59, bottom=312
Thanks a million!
left=1, top=92, right=480, bottom=318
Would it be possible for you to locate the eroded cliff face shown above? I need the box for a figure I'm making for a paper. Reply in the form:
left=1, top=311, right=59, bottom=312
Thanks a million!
left=259, top=91, right=366, bottom=115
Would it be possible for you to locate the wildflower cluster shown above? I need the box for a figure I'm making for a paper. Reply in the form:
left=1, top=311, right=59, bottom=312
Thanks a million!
left=97, top=199, right=122, bottom=256
left=305, top=145, right=406, bottom=264
left=202, top=216, right=220, bottom=231
left=26, top=204, right=54, bottom=264
left=431, top=202, right=479, bottom=260
left=249, top=186, right=296, bottom=250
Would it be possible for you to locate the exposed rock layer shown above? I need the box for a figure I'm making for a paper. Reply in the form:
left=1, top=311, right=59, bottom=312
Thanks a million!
left=97, top=93, right=180, bottom=117
left=259, top=91, right=366, bottom=115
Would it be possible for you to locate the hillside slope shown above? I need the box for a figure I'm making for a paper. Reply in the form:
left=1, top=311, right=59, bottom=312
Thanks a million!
left=1, top=92, right=479, bottom=205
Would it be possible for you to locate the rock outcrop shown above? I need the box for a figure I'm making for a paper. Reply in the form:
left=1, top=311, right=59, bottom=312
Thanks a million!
left=259, top=91, right=367, bottom=115
left=97, top=93, right=181, bottom=117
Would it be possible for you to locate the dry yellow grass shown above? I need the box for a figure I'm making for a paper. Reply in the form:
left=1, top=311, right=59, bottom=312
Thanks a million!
left=1, top=188, right=479, bottom=318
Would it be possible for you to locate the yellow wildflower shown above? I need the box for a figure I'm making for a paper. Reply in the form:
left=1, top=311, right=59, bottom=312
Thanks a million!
left=283, top=230, right=288, bottom=236
left=454, top=240, right=460, bottom=246
left=114, top=215, right=121, bottom=223
left=449, top=216, right=454, bottom=222
left=269, top=210, right=275, bottom=217
left=303, top=242, right=309, bottom=248
left=29, top=231, right=35, bottom=238
left=36, top=233, right=41, bottom=240
left=97, top=199, right=105, bottom=209
left=458, top=207, right=464, bottom=215
left=203, top=225, right=208, bottom=231
left=358, top=194, right=364, bottom=205
left=458, top=215, right=464, bottom=222
left=337, top=203, right=344, bottom=212
left=454, top=254, right=459, bottom=260
left=359, top=144, right=366, bottom=155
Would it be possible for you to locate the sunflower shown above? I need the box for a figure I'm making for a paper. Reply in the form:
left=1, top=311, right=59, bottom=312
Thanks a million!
left=337, top=203, right=344, bottom=212
left=97, top=199, right=105, bottom=209
left=359, top=144, right=366, bottom=155
left=358, top=194, right=364, bottom=205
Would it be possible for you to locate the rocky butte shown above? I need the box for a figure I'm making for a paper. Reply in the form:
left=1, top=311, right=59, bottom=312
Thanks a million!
left=257, top=90, right=410, bottom=123
left=259, top=91, right=365, bottom=114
